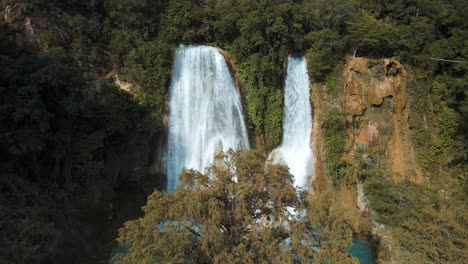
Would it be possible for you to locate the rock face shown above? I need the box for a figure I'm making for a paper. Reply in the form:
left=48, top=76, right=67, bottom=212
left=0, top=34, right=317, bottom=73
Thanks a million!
left=309, top=81, right=328, bottom=192
left=105, top=71, right=140, bottom=93
left=356, top=121, right=380, bottom=146
left=217, top=48, right=244, bottom=99
left=342, top=57, right=424, bottom=183
left=339, top=57, right=426, bottom=263
left=343, top=58, right=407, bottom=116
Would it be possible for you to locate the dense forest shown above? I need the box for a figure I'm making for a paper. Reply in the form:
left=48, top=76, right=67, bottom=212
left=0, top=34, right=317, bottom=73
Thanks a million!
left=0, top=0, right=466, bottom=263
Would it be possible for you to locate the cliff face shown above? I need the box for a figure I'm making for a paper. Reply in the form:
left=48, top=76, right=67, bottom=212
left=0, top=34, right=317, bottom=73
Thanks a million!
left=338, top=57, right=428, bottom=262
left=341, top=57, right=424, bottom=183
left=310, top=81, right=328, bottom=192
left=307, top=57, right=428, bottom=262
left=342, top=58, right=406, bottom=115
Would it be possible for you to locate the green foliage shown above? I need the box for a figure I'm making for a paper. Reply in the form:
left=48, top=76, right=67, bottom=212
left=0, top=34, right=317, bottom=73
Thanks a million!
left=302, top=0, right=353, bottom=33
left=0, top=49, right=82, bottom=156
left=347, top=11, right=397, bottom=57
left=323, top=108, right=351, bottom=185
left=120, top=40, right=173, bottom=125
left=236, top=52, right=285, bottom=147
left=265, top=89, right=283, bottom=146
left=398, top=207, right=468, bottom=264
left=323, top=76, right=341, bottom=97
left=122, top=41, right=173, bottom=90
left=307, top=30, right=345, bottom=82
left=363, top=173, right=468, bottom=263
left=363, top=175, right=433, bottom=226
left=397, top=16, right=437, bottom=66
left=0, top=31, right=159, bottom=262
left=422, top=76, right=464, bottom=166
left=107, top=29, right=135, bottom=66
left=107, top=0, right=162, bottom=37
left=158, top=0, right=204, bottom=44
left=106, top=0, right=165, bottom=66
left=245, top=83, right=267, bottom=132
left=97, top=83, right=160, bottom=134
left=0, top=176, right=60, bottom=264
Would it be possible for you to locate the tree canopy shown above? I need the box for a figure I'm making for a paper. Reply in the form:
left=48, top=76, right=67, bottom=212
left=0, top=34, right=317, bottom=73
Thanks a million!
left=113, top=150, right=357, bottom=264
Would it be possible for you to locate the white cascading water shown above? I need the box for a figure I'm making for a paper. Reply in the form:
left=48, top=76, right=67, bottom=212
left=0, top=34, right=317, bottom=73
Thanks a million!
left=269, top=56, right=314, bottom=190
left=166, top=45, right=249, bottom=193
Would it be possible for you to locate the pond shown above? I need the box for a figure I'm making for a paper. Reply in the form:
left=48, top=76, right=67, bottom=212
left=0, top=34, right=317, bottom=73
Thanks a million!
left=348, top=238, right=376, bottom=264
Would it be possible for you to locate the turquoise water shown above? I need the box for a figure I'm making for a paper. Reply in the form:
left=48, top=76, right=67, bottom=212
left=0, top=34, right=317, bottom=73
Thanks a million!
left=348, top=238, right=376, bottom=264
left=111, top=239, right=375, bottom=263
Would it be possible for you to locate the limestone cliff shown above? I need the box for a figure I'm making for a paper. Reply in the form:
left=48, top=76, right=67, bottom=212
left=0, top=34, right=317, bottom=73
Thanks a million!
left=308, top=57, right=428, bottom=262
left=339, top=57, right=428, bottom=263
left=310, top=81, right=328, bottom=192
left=341, top=57, right=424, bottom=183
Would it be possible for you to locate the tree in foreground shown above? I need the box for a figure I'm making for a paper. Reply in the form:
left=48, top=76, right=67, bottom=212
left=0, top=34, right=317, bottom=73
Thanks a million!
left=112, top=150, right=357, bottom=263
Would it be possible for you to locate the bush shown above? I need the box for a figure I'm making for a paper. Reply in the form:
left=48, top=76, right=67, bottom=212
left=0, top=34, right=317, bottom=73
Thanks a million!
left=306, top=30, right=344, bottom=82
left=323, top=108, right=351, bottom=185
left=265, top=89, right=283, bottom=146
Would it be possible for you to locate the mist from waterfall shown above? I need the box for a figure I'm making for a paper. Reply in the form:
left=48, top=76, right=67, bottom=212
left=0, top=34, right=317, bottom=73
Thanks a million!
left=166, top=45, right=249, bottom=193
left=269, top=56, right=314, bottom=189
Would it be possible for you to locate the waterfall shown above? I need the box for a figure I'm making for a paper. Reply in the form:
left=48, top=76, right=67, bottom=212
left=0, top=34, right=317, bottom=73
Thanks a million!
left=269, top=56, right=313, bottom=189
left=166, top=45, right=249, bottom=193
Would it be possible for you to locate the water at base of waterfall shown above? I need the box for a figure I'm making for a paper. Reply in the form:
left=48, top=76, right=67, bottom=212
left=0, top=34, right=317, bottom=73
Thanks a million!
left=348, top=238, right=376, bottom=264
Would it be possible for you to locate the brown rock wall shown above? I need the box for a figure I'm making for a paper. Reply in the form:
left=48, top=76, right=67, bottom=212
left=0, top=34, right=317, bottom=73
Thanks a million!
left=341, top=57, right=424, bottom=183
left=310, top=82, right=328, bottom=192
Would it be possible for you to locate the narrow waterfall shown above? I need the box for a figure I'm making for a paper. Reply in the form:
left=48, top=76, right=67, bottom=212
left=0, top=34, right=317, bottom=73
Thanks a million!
left=166, top=45, right=249, bottom=193
left=269, top=56, right=313, bottom=189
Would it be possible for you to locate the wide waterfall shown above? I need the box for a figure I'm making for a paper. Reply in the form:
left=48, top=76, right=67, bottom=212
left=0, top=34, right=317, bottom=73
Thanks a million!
left=269, top=56, right=313, bottom=189
left=166, top=45, right=249, bottom=193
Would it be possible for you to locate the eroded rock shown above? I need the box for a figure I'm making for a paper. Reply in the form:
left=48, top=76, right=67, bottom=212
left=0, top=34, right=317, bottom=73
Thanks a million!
left=341, top=57, right=424, bottom=184
left=343, top=57, right=407, bottom=115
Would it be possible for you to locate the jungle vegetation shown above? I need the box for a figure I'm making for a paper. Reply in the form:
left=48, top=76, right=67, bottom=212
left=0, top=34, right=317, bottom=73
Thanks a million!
left=0, top=0, right=466, bottom=263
